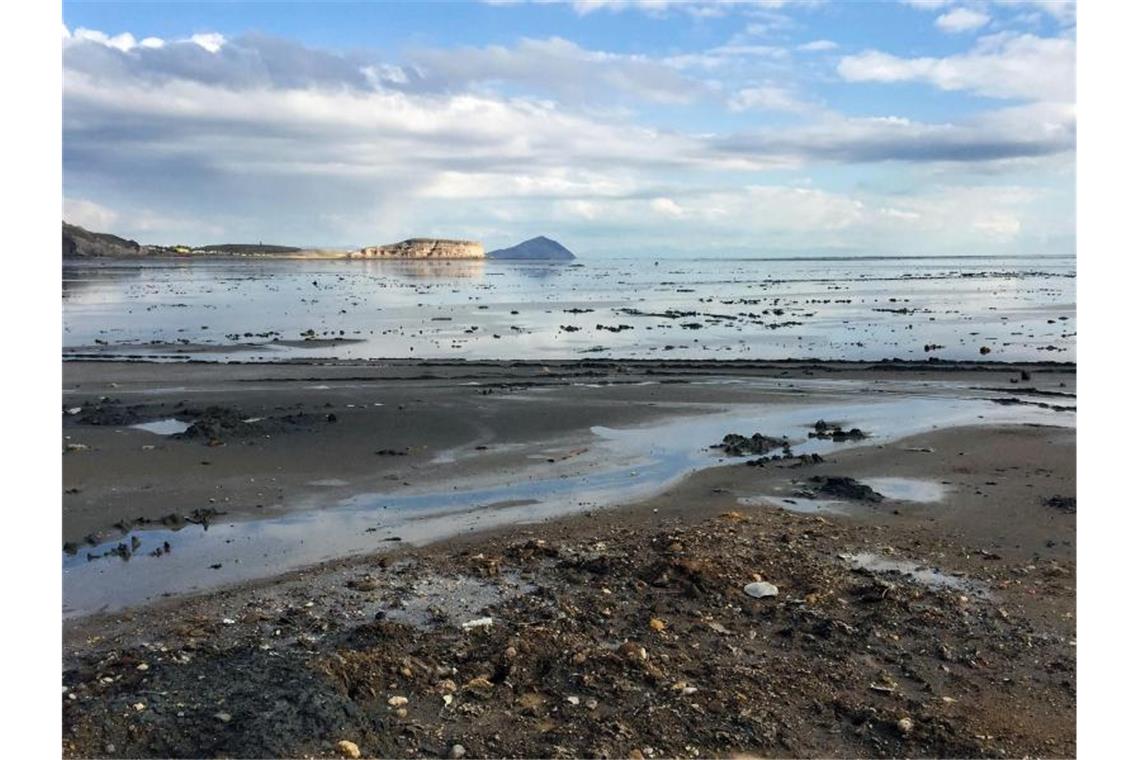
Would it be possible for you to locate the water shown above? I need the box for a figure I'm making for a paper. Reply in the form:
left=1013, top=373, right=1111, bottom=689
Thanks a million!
left=63, top=384, right=1072, bottom=616
left=129, top=418, right=192, bottom=435
left=861, top=477, right=948, bottom=503
left=62, top=256, right=1075, bottom=362
left=841, top=551, right=989, bottom=598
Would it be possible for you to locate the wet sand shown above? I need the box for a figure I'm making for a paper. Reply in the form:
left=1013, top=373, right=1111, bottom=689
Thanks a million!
left=62, top=358, right=1075, bottom=757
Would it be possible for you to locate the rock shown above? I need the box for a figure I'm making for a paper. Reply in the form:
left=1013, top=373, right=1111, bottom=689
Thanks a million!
left=463, top=676, right=495, bottom=694
left=617, top=641, right=648, bottom=661
left=897, top=716, right=915, bottom=735
left=387, top=695, right=409, bottom=707
left=648, top=617, right=667, bottom=632
left=336, top=739, right=362, bottom=759
left=214, top=712, right=232, bottom=723
left=449, top=744, right=467, bottom=759
left=811, top=476, right=884, bottom=503
left=744, top=581, right=779, bottom=599
left=460, top=616, right=494, bottom=631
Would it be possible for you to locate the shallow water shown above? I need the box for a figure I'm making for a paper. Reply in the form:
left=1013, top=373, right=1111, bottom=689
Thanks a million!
left=63, top=383, right=1071, bottom=616
left=129, top=418, right=192, bottom=435
left=63, top=256, right=1075, bottom=362
left=861, top=477, right=948, bottom=503
left=841, top=551, right=989, bottom=597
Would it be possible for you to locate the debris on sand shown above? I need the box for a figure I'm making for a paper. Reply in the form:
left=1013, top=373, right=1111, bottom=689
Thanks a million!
left=1042, top=494, right=1076, bottom=513
left=810, top=476, right=884, bottom=502
left=713, top=432, right=790, bottom=457
left=808, top=420, right=868, bottom=441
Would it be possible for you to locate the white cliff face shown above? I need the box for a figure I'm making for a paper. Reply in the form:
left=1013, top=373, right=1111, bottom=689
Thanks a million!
left=355, top=239, right=485, bottom=259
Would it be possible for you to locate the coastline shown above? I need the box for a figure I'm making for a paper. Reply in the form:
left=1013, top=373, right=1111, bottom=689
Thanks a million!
left=62, top=357, right=1075, bottom=757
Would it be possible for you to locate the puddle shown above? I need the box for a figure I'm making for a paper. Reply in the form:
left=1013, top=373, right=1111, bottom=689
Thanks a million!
left=65, top=386, right=1067, bottom=616
left=861, top=477, right=947, bottom=503
left=129, top=418, right=191, bottom=435
left=841, top=551, right=989, bottom=597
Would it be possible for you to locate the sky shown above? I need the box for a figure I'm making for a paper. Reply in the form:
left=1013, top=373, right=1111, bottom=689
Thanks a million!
left=61, top=0, right=1076, bottom=258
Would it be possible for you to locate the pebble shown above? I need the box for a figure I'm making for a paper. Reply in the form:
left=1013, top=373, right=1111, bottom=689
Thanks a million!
left=214, top=712, right=231, bottom=723
left=744, top=581, right=778, bottom=599
left=449, top=744, right=466, bottom=759
left=336, top=739, right=362, bottom=759
left=898, top=716, right=915, bottom=735
left=460, top=616, right=493, bottom=631
left=387, top=695, right=408, bottom=707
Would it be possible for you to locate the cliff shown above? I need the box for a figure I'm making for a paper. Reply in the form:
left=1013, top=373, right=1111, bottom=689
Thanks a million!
left=487, top=236, right=575, bottom=261
left=355, top=238, right=484, bottom=259
left=63, top=222, right=142, bottom=258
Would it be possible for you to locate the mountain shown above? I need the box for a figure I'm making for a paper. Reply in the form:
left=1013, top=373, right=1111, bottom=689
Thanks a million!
left=486, top=236, right=575, bottom=261
left=62, top=222, right=142, bottom=258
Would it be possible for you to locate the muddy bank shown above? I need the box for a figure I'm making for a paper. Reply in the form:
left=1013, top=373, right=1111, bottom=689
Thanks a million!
left=61, top=358, right=1075, bottom=547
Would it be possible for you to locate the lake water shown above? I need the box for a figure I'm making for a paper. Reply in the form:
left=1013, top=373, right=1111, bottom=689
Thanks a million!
left=62, top=255, right=1075, bottom=362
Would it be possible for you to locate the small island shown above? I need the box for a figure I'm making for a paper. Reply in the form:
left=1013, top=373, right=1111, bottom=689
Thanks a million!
left=487, top=235, right=576, bottom=261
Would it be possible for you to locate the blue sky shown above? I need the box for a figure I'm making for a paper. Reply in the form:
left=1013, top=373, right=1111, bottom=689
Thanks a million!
left=62, top=0, right=1075, bottom=257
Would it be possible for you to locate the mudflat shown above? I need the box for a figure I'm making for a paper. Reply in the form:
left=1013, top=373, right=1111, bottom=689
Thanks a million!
left=62, top=358, right=1075, bottom=758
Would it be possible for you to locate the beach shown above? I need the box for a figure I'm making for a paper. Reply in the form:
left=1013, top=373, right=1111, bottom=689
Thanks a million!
left=62, top=357, right=1075, bottom=757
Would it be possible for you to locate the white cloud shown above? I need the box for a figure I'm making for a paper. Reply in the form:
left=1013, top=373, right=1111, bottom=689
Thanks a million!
left=408, top=36, right=709, bottom=104
left=189, top=33, right=225, bottom=53
left=728, top=84, right=811, bottom=112
left=901, top=0, right=951, bottom=9
left=69, top=28, right=139, bottom=52
left=935, top=8, right=990, bottom=33
left=64, top=198, right=119, bottom=231
left=837, top=33, right=1074, bottom=101
left=797, top=39, right=838, bottom=52
left=650, top=197, right=684, bottom=217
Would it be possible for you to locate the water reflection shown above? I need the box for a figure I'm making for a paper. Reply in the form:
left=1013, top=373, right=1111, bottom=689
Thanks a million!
left=364, top=258, right=486, bottom=280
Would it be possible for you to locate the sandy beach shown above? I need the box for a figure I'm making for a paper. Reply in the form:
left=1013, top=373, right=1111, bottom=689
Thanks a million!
left=62, top=358, right=1075, bottom=758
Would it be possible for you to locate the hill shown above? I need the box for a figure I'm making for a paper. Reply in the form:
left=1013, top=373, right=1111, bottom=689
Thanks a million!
left=62, top=222, right=142, bottom=258
left=486, top=236, right=576, bottom=261
left=194, top=243, right=302, bottom=255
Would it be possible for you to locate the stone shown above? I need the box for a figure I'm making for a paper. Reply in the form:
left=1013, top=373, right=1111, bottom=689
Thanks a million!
left=744, top=581, right=778, bottom=599
left=336, top=739, right=362, bottom=759
left=387, top=695, right=408, bottom=707
left=460, top=616, right=493, bottom=631
left=897, top=716, right=915, bottom=735
left=449, top=744, right=467, bottom=759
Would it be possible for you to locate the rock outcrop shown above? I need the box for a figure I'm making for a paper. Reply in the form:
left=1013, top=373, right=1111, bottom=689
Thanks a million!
left=63, top=222, right=142, bottom=258
left=487, top=236, right=576, bottom=261
left=355, top=239, right=484, bottom=259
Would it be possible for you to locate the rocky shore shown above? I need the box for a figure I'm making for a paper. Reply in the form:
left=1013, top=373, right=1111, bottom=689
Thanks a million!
left=61, top=358, right=1075, bottom=758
